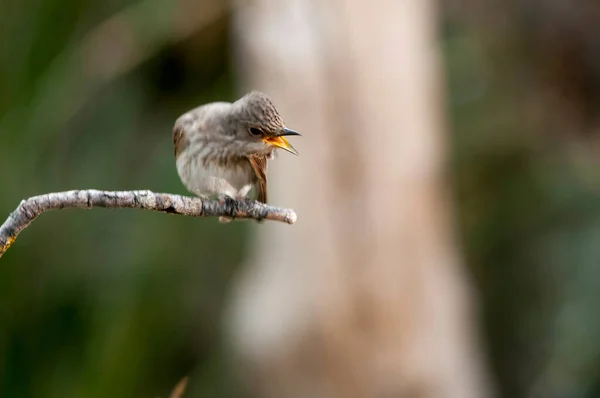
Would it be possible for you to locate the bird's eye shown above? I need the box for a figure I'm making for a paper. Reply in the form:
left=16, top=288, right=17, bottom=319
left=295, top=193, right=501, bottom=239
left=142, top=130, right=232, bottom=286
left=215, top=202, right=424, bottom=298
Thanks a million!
left=249, top=127, right=263, bottom=136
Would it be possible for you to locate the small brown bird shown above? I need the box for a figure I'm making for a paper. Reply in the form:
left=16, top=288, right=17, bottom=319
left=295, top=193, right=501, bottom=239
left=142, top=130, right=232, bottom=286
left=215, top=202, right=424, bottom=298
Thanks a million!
left=173, top=91, right=300, bottom=209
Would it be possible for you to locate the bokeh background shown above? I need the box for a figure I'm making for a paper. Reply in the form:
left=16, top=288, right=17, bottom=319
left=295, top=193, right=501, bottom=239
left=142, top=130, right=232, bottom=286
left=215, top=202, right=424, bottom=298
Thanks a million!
left=1, top=0, right=599, bottom=397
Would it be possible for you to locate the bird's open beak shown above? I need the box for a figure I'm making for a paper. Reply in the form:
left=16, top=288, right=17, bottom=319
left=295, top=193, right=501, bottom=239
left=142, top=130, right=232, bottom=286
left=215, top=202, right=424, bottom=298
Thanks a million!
left=263, top=127, right=301, bottom=155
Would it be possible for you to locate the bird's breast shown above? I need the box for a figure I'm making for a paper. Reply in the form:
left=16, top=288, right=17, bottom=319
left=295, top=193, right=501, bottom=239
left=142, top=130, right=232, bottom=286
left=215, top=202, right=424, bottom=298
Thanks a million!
left=176, top=143, right=255, bottom=198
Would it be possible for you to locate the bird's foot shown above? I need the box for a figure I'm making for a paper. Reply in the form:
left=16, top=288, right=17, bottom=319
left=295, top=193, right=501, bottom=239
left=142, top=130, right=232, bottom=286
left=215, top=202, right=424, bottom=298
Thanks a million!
left=216, top=193, right=255, bottom=223
left=217, top=194, right=253, bottom=223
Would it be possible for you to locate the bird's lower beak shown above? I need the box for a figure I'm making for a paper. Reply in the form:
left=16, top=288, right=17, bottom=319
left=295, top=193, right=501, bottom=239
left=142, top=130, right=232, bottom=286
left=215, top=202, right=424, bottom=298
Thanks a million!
left=263, top=127, right=301, bottom=155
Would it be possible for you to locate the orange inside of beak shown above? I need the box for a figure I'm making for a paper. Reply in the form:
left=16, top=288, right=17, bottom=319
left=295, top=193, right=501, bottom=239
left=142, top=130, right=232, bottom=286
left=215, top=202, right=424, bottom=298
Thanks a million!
left=263, top=136, right=298, bottom=155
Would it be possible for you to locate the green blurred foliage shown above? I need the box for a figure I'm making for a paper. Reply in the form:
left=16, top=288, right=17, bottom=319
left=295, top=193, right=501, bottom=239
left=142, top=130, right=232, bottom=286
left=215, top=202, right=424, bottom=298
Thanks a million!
left=1, top=0, right=246, bottom=397
left=444, top=2, right=600, bottom=397
left=1, top=0, right=599, bottom=397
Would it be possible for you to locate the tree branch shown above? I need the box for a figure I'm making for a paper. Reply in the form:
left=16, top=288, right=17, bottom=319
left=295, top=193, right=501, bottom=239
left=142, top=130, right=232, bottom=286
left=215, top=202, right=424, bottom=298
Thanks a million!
left=0, top=190, right=297, bottom=259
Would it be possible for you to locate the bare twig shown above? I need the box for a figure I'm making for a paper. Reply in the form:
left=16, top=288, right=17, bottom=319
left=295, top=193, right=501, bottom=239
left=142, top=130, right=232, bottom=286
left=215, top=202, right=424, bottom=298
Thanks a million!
left=168, top=376, right=189, bottom=398
left=0, top=190, right=297, bottom=259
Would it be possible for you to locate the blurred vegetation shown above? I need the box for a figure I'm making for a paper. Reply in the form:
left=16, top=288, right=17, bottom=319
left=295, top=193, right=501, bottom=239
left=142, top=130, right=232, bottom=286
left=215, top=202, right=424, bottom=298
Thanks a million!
left=1, top=1, right=246, bottom=397
left=0, top=0, right=599, bottom=397
left=445, top=1, right=600, bottom=397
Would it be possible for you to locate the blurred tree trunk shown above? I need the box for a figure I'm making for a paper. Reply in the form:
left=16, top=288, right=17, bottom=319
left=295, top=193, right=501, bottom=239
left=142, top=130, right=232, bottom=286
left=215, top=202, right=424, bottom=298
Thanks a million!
left=227, top=1, right=493, bottom=397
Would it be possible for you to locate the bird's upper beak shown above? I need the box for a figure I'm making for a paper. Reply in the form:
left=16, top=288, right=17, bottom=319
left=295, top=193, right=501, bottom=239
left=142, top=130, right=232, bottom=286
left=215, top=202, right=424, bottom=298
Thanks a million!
left=263, top=127, right=301, bottom=155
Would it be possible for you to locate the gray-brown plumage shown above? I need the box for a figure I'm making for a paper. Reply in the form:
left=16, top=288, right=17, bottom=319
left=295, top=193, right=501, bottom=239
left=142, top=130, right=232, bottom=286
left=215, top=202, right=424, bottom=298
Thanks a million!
left=173, top=91, right=300, bottom=211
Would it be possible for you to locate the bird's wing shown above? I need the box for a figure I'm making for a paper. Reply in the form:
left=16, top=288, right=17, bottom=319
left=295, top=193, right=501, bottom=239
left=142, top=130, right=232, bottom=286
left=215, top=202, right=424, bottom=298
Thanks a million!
left=247, top=154, right=268, bottom=204
left=173, top=119, right=189, bottom=157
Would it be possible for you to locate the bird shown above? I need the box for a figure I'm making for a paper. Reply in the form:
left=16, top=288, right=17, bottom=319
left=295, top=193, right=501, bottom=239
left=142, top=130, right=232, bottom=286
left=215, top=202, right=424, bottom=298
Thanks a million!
left=172, top=91, right=300, bottom=220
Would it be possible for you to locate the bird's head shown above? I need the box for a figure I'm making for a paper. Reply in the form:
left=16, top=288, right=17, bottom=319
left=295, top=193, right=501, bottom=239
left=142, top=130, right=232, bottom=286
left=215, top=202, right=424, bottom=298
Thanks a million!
left=231, top=91, right=301, bottom=156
